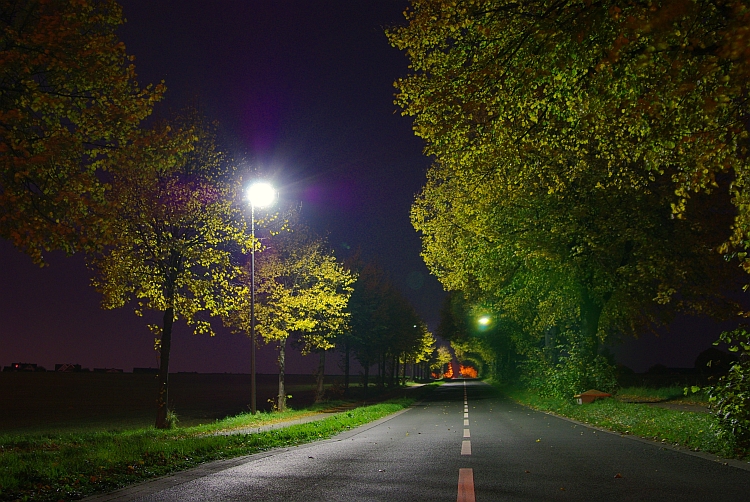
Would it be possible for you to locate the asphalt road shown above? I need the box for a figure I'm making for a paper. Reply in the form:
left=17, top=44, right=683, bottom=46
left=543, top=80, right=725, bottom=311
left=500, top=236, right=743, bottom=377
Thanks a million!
left=90, top=380, right=750, bottom=501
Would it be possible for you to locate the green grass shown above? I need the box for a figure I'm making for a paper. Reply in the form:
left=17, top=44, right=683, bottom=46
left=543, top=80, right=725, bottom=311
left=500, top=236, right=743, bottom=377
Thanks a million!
left=615, top=386, right=710, bottom=404
left=498, top=384, right=742, bottom=460
left=0, top=395, right=420, bottom=502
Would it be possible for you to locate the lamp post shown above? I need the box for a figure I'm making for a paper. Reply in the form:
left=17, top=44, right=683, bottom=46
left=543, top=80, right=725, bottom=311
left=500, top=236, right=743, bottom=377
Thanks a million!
left=246, top=182, right=276, bottom=414
left=477, top=315, right=491, bottom=327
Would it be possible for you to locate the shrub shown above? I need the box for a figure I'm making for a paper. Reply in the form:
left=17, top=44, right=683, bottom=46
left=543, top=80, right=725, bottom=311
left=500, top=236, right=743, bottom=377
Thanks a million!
left=708, top=327, right=750, bottom=449
left=522, top=342, right=618, bottom=400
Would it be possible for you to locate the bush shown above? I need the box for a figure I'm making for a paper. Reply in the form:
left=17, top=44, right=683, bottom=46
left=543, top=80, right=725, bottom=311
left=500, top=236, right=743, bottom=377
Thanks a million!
left=522, top=342, right=618, bottom=400
left=708, top=327, right=750, bottom=450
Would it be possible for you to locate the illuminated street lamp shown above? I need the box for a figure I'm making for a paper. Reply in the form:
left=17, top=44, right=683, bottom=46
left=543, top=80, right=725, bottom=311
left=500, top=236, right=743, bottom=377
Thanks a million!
left=246, top=181, right=276, bottom=414
left=477, top=315, right=491, bottom=327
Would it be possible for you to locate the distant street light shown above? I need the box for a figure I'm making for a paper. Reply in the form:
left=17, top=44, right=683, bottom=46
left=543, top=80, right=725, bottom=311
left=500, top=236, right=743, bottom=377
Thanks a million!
left=478, top=315, right=491, bottom=327
left=246, top=181, right=276, bottom=414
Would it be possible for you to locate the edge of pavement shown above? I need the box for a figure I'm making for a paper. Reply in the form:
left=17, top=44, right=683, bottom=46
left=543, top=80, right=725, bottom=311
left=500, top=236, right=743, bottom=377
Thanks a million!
left=484, top=380, right=750, bottom=473
left=81, top=385, right=433, bottom=501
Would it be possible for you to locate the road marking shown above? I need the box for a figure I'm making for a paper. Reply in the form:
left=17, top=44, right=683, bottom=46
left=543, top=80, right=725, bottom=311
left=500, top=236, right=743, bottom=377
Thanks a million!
left=463, top=428, right=470, bottom=438
left=457, top=468, right=475, bottom=502
left=464, top=418, right=469, bottom=426
left=461, top=440, right=471, bottom=455
left=464, top=412, right=468, bottom=418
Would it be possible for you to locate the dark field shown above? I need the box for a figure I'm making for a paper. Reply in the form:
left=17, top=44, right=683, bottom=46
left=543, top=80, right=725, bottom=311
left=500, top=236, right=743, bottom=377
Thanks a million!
left=0, top=372, right=333, bottom=435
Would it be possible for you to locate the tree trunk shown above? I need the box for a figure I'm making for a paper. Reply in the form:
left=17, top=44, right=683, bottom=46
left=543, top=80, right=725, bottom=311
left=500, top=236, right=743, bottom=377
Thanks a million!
left=545, top=326, right=559, bottom=363
left=378, top=353, right=385, bottom=388
left=314, top=350, right=326, bottom=403
left=363, top=361, right=369, bottom=399
left=390, top=353, right=397, bottom=387
left=277, top=338, right=286, bottom=411
left=580, top=289, right=603, bottom=362
left=155, top=306, right=174, bottom=429
left=395, top=354, right=399, bottom=385
left=343, top=341, right=350, bottom=394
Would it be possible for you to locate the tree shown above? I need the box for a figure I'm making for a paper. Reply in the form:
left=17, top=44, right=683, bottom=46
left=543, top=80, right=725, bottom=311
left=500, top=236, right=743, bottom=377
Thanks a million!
left=389, top=1, right=749, bottom=244
left=89, top=112, right=249, bottom=428
left=296, top=242, right=355, bottom=403
left=400, top=320, right=435, bottom=384
left=345, top=255, right=435, bottom=391
left=245, top=227, right=354, bottom=411
left=389, top=1, right=745, bottom=384
left=346, top=256, right=392, bottom=393
left=431, top=346, right=453, bottom=378
left=0, top=0, right=164, bottom=262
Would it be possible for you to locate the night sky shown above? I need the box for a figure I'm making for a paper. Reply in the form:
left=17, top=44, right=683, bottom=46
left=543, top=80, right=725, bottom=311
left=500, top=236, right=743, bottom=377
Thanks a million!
left=0, top=1, right=736, bottom=375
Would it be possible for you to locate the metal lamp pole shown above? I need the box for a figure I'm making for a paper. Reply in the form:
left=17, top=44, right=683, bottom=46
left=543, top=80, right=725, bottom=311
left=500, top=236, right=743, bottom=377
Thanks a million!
left=250, top=203, right=257, bottom=415
left=246, top=182, right=276, bottom=415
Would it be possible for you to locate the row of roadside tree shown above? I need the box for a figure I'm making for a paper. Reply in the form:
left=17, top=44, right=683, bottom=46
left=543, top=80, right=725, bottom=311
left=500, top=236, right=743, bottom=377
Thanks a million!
left=0, top=0, right=438, bottom=429
left=388, top=0, right=750, bottom=445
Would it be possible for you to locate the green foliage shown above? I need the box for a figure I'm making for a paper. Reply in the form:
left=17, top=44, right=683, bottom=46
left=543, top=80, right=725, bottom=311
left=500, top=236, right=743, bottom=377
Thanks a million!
left=90, top=111, right=249, bottom=332
left=389, top=0, right=744, bottom=395
left=430, top=346, right=452, bottom=375
left=0, top=0, right=164, bottom=262
left=708, top=327, right=750, bottom=449
left=522, top=336, right=618, bottom=399
left=345, top=255, right=434, bottom=383
left=245, top=225, right=354, bottom=351
left=619, top=386, right=702, bottom=403
left=164, top=410, right=179, bottom=429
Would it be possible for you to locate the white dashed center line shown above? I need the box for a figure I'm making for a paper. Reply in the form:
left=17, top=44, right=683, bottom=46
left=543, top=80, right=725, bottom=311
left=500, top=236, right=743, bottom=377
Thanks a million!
left=458, top=380, right=475, bottom=500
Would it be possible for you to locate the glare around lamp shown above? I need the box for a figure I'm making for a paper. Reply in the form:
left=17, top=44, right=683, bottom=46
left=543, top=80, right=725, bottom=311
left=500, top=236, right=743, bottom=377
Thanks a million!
left=246, top=182, right=276, bottom=208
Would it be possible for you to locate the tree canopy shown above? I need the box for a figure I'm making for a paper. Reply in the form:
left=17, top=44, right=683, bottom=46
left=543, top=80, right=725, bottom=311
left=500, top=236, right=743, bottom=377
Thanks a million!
left=89, top=111, right=249, bottom=428
left=0, top=0, right=163, bottom=262
left=390, top=1, right=749, bottom=225
left=389, top=0, right=748, bottom=390
left=345, top=254, right=435, bottom=389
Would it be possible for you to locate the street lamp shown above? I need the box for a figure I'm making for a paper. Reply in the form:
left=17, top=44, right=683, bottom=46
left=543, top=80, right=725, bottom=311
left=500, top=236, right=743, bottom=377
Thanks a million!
left=246, top=181, right=276, bottom=414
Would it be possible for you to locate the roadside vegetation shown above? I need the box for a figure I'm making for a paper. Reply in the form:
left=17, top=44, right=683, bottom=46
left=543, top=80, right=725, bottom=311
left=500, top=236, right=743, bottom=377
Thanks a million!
left=615, top=386, right=709, bottom=404
left=494, top=382, right=747, bottom=461
left=0, top=394, right=421, bottom=502
left=390, top=1, right=750, bottom=461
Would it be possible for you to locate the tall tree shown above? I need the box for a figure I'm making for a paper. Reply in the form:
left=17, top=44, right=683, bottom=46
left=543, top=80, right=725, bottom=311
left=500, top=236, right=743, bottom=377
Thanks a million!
left=244, top=227, right=354, bottom=411
left=0, top=0, right=163, bottom=262
left=89, top=112, right=249, bottom=428
left=390, top=0, right=745, bottom=367
left=346, top=255, right=435, bottom=390
left=297, top=243, right=355, bottom=403
left=346, top=256, right=392, bottom=393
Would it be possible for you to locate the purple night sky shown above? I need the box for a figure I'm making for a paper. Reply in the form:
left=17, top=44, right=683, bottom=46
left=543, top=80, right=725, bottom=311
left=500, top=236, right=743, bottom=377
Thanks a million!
left=0, top=1, right=739, bottom=374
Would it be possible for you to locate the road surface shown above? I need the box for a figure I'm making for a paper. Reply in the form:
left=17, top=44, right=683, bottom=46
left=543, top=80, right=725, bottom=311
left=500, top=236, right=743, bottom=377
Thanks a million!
left=88, top=380, right=750, bottom=501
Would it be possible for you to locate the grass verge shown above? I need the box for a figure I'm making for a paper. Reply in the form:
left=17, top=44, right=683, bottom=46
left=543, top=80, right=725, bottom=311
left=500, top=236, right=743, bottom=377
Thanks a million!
left=615, top=385, right=709, bottom=404
left=0, top=395, right=420, bottom=502
left=497, top=384, right=744, bottom=460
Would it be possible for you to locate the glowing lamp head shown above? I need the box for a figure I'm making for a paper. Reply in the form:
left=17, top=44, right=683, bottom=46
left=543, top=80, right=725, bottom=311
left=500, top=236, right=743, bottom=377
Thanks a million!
left=246, top=182, right=276, bottom=208
left=478, top=315, right=491, bottom=327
